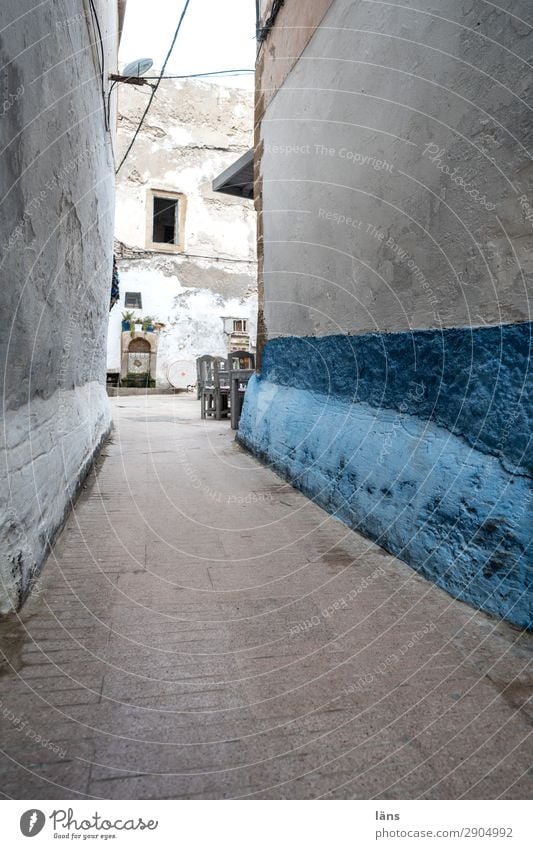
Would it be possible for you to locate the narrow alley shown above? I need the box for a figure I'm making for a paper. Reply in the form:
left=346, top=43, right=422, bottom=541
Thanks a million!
left=0, top=395, right=531, bottom=800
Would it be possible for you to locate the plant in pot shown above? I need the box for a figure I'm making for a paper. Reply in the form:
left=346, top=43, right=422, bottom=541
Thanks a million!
left=130, top=317, right=143, bottom=337
left=142, top=315, right=155, bottom=333
left=121, top=310, right=135, bottom=332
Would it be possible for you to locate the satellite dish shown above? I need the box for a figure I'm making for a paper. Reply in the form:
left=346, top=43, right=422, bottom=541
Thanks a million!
left=122, top=58, right=154, bottom=78
left=168, top=360, right=196, bottom=390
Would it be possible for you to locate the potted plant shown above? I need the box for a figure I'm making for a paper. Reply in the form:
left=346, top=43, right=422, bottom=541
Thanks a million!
left=142, top=315, right=155, bottom=332
left=121, top=310, right=135, bottom=332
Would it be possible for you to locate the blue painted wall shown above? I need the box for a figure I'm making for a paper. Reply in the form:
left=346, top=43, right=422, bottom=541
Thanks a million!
left=239, top=323, right=532, bottom=629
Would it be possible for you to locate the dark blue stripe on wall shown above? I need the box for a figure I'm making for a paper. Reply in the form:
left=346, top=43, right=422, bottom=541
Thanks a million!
left=260, top=322, right=532, bottom=475
left=239, top=321, right=533, bottom=629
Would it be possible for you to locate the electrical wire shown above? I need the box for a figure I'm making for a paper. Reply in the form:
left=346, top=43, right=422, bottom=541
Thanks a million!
left=106, top=79, right=119, bottom=127
left=87, top=0, right=109, bottom=131
left=115, top=240, right=257, bottom=265
left=257, top=0, right=284, bottom=46
left=142, top=69, right=254, bottom=79
left=108, top=70, right=252, bottom=124
left=115, top=0, right=192, bottom=174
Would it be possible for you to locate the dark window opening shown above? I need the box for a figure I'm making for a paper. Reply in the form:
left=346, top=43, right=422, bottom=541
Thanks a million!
left=124, top=291, right=142, bottom=309
left=233, top=319, right=247, bottom=333
left=153, top=196, right=179, bottom=245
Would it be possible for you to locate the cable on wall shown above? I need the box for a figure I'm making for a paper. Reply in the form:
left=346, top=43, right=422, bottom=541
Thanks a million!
left=115, top=0, right=192, bottom=174
left=87, top=0, right=109, bottom=131
left=114, top=240, right=257, bottom=265
left=107, top=70, right=253, bottom=126
left=142, top=69, right=254, bottom=80
left=257, top=0, right=285, bottom=45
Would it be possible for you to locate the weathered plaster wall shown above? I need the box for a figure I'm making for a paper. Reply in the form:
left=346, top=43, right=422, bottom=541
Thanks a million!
left=254, top=0, right=336, bottom=367
left=252, top=325, right=532, bottom=476
left=257, top=0, right=532, bottom=338
left=243, top=0, right=533, bottom=626
left=107, top=261, right=257, bottom=381
left=108, top=79, right=257, bottom=385
left=240, top=372, right=531, bottom=628
left=239, top=325, right=532, bottom=628
left=256, top=0, right=335, bottom=120
left=0, top=1, right=118, bottom=612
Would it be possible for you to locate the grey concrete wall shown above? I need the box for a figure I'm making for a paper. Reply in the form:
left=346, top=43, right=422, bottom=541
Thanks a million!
left=0, top=0, right=119, bottom=612
left=258, top=0, right=533, bottom=339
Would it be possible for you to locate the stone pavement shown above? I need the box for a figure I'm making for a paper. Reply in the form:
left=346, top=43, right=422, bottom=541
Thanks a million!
left=0, top=394, right=531, bottom=799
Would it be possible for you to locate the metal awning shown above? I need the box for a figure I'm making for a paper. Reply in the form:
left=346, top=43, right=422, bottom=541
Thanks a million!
left=212, top=149, right=254, bottom=199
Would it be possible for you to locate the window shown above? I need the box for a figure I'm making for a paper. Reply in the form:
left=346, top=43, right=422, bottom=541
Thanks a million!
left=233, top=319, right=247, bottom=333
left=153, top=196, right=179, bottom=244
left=147, top=190, right=186, bottom=252
left=124, top=291, right=142, bottom=309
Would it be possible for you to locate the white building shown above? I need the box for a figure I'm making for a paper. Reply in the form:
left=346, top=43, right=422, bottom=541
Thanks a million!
left=107, top=78, right=257, bottom=389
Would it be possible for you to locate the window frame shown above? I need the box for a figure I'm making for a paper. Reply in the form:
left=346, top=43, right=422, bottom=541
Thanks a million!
left=124, top=291, right=142, bottom=309
left=146, top=188, right=187, bottom=253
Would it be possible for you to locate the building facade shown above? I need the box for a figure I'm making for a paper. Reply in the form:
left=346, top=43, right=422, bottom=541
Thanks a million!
left=107, top=79, right=257, bottom=389
left=240, top=0, right=533, bottom=627
left=0, top=1, right=124, bottom=613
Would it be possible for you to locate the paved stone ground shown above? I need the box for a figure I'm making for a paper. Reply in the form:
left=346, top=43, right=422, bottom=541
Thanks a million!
left=0, top=394, right=531, bottom=799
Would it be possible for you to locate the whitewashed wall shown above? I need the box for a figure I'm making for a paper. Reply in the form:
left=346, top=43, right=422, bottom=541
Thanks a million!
left=107, top=261, right=257, bottom=384
left=257, top=0, right=532, bottom=340
left=0, top=0, right=119, bottom=612
left=108, top=79, right=257, bottom=386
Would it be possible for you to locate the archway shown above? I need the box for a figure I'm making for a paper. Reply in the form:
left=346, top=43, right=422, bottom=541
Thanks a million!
left=127, top=337, right=151, bottom=376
